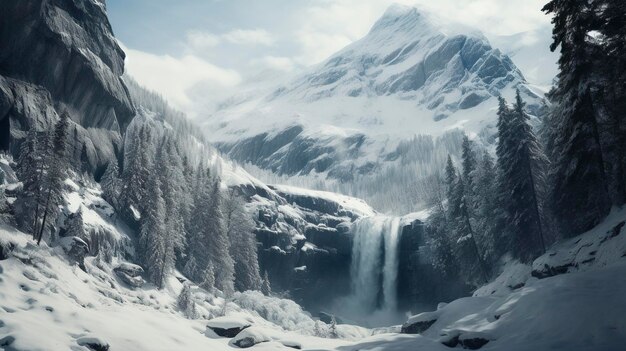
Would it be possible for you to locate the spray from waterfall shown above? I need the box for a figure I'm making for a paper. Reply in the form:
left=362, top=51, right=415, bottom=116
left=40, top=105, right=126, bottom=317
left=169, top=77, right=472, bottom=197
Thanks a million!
left=350, top=216, right=403, bottom=311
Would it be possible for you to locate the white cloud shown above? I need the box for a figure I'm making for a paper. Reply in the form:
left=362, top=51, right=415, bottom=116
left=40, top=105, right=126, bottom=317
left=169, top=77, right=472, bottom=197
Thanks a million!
left=222, top=29, right=275, bottom=46
left=186, top=30, right=221, bottom=50
left=250, top=56, right=296, bottom=72
left=121, top=43, right=241, bottom=114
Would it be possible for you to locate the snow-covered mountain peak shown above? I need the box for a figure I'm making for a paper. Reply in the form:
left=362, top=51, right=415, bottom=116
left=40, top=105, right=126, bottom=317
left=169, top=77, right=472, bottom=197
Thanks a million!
left=203, top=4, right=543, bottom=198
left=369, top=4, right=430, bottom=35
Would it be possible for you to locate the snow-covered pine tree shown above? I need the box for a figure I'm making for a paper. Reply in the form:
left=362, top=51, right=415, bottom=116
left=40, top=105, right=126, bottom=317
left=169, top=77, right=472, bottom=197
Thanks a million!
left=140, top=176, right=171, bottom=288
left=161, top=137, right=187, bottom=258
left=177, top=283, right=196, bottom=319
left=225, top=189, right=262, bottom=292
left=100, top=161, right=121, bottom=209
left=120, top=124, right=154, bottom=223
left=200, top=260, right=216, bottom=292
left=206, top=178, right=235, bottom=297
left=36, top=111, right=70, bottom=244
left=461, top=135, right=476, bottom=187
left=14, top=130, right=45, bottom=234
left=184, top=168, right=212, bottom=281
left=473, top=151, right=508, bottom=262
left=496, top=92, right=548, bottom=261
left=261, top=270, right=271, bottom=296
left=542, top=0, right=612, bottom=237
left=444, top=155, right=457, bottom=205
left=330, top=316, right=338, bottom=338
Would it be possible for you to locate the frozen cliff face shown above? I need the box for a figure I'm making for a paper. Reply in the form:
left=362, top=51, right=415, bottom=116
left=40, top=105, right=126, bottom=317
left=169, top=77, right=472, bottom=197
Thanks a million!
left=204, top=4, right=544, bottom=183
left=0, top=0, right=134, bottom=174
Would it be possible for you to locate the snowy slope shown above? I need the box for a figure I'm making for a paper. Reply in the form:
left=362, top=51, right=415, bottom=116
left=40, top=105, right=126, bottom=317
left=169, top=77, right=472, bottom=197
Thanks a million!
left=202, top=4, right=545, bottom=186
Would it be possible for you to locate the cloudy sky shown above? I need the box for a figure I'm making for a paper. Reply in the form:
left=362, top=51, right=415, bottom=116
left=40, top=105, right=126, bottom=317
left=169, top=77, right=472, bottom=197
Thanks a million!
left=107, top=0, right=555, bottom=117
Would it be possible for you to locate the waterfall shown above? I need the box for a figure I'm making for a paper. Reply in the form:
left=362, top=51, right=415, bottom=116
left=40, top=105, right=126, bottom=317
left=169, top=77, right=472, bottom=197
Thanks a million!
left=350, top=216, right=403, bottom=311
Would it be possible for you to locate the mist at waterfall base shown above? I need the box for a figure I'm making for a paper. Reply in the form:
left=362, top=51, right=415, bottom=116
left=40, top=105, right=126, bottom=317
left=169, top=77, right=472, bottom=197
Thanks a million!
left=330, top=216, right=415, bottom=328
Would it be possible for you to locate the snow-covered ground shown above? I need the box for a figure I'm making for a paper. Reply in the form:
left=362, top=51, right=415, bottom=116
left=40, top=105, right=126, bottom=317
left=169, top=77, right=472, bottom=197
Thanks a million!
left=2, top=206, right=626, bottom=350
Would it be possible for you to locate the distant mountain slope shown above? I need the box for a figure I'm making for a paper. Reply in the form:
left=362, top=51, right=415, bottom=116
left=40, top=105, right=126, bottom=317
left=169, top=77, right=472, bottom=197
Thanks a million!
left=203, top=4, right=545, bottom=189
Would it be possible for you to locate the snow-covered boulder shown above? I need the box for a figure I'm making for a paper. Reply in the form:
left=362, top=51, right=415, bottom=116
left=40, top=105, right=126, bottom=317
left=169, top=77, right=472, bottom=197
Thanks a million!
left=206, top=316, right=252, bottom=338
left=230, top=327, right=270, bottom=348
left=0, top=240, right=16, bottom=260
left=58, top=236, right=90, bottom=269
left=401, top=310, right=440, bottom=334
left=280, top=339, right=302, bottom=349
left=76, top=335, right=110, bottom=351
left=114, top=262, right=145, bottom=288
left=114, top=262, right=144, bottom=277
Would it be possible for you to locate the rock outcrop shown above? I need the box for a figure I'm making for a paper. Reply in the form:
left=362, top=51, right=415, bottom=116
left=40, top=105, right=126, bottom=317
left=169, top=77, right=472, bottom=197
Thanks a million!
left=114, top=262, right=145, bottom=288
left=0, top=0, right=134, bottom=174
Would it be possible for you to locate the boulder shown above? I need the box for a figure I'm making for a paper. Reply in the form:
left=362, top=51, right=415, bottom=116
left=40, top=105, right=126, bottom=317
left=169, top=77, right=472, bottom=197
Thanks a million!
left=401, top=318, right=437, bottom=334
left=76, top=336, right=110, bottom=351
left=114, top=262, right=144, bottom=277
left=401, top=310, right=439, bottom=334
left=206, top=316, right=252, bottom=338
left=0, top=240, right=16, bottom=260
left=115, top=272, right=145, bottom=288
left=280, top=340, right=302, bottom=349
left=113, top=262, right=145, bottom=288
left=230, top=327, right=270, bottom=348
left=59, top=236, right=89, bottom=269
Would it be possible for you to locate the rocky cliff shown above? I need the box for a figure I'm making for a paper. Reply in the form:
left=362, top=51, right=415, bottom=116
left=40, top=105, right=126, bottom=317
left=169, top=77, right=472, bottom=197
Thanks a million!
left=0, top=0, right=134, bottom=175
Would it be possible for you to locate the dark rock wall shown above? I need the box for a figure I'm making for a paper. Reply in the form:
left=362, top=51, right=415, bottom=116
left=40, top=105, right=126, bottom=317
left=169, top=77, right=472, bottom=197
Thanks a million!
left=0, top=0, right=134, bottom=173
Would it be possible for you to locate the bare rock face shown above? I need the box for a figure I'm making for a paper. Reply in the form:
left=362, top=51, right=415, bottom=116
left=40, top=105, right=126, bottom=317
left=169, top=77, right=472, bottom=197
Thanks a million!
left=0, top=0, right=134, bottom=174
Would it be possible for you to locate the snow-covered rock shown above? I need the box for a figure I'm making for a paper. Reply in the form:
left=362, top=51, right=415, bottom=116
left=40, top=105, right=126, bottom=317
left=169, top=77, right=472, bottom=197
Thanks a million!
left=230, top=327, right=270, bottom=348
left=76, top=335, right=110, bottom=351
left=401, top=310, right=439, bottom=334
left=113, top=262, right=145, bottom=288
left=207, top=316, right=253, bottom=337
left=58, top=236, right=90, bottom=268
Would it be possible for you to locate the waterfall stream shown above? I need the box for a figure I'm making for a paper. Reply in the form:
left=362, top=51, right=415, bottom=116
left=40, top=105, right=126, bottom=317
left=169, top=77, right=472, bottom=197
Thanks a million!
left=350, top=216, right=403, bottom=311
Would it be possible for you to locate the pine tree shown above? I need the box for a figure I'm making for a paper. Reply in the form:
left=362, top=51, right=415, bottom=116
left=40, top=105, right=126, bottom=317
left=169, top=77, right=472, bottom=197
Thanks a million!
left=15, top=130, right=45, bottom=234
left=261, top=270, right=271, bottom=296
left=36, top=111, right=70, bottom=244
left=200, top=260, right=216, bottom=292
left=225, top=189, right=262, bottom=292
left=461, top=135, right=476, bottom=186
left=120, top=124, right=154, bottom=222
left=206, top=178, right=235, bottom=297
left=542, top=0, right=613, bottom=237
left=330, top=316, right=338, bottom=338
left=178, top=283, right=196, bottom=319
left=158, top=137, right=187, bottom=262
left=496, top=92, right=548, bottom=261
left=140, top=177, right=171, bottom=288
left=100, top=161, right=121, bottom=208
left=473, top=151, right=508, bottom=261
left=184, top=168, right=213, bottom=281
